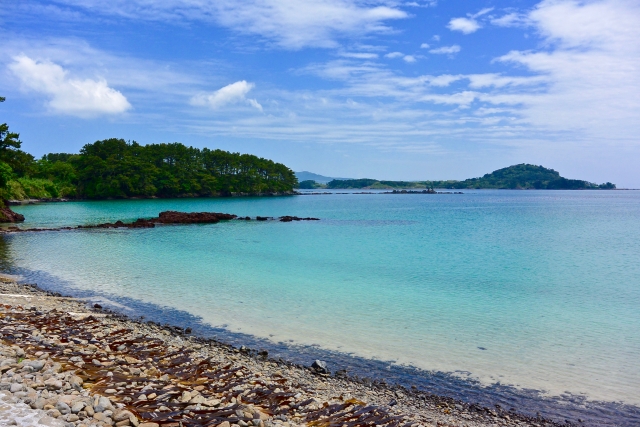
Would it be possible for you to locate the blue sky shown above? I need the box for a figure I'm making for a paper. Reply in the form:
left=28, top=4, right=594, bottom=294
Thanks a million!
left=1, top=0, right=639, bottom=186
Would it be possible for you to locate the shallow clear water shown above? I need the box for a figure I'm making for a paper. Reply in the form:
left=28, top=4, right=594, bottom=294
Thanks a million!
left=3, top=191, right=640, bottom=413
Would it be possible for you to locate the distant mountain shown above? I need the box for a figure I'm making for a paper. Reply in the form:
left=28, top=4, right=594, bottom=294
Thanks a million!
left=295, top=171, right=352, bottom=184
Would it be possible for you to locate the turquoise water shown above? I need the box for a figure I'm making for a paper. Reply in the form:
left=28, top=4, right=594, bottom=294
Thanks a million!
left=3, top=191, right=640, bottom=411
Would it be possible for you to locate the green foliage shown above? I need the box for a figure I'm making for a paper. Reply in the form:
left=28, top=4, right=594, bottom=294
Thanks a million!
left=439, top=164, right=616, bottom=190
left=28, top=138, right=298, bottom=199
left=326, top=178, right=379, bottom=189
left=0, top=162, right=12, bottom=189
left=298, top=180, right=326, bottom=189
left=326, top=178, right=427, bottom=189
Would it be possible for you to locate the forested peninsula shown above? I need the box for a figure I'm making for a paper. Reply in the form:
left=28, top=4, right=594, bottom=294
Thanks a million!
left=304, top=164, right=615, bottom=190
left=0, top=138, right=298, bottom=201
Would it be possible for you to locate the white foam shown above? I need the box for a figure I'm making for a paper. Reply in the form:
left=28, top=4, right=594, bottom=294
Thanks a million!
left=0, top=391, right=64, bottom=427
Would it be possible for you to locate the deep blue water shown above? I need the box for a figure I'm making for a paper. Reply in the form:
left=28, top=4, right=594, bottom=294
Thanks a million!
left=3, top=190, right=640, bottom=425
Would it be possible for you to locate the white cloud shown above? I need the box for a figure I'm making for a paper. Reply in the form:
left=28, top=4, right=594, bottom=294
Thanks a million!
left=466, top=73, right=547, bottom=88
left=403, top=55, right=417, bottom=63
left=447, top=17, right=481, bottom=34
left=420, top=43, right=430, bottom=48
left=420, top=91, right=478, bottom=108
left=7, top=54, right=131, bottom=117
left=51, top=0, right=409, bottom=49
left=340, top=52, right=379, bottom=59
left=491, top=12, right=528, bottom=27
left=429, top=45, right=461, bottom=55
left=191, top=80, right=262, bottom=111
left=385, top=52, right=404, bottom=58
left=448, top=7, right=493, bottom=34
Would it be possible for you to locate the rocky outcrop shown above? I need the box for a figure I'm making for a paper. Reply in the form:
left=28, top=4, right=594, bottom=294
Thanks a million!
left=1, top=211, right=323, bottom=233
left=0, top=200, right=25, bottom=223
left=80, top=211, right=239, bottom=229
left=155, top=211, right=237, bottom=223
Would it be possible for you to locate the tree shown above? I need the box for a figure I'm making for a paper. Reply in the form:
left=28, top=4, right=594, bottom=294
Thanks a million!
left=0, top=97, right=22, bottom=153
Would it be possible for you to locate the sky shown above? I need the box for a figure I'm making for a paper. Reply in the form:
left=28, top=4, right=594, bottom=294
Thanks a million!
left=1, top=0, right=639, bottom=186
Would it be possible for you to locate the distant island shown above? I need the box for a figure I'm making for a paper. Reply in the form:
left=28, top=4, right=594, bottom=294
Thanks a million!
left=295, top=171, right=352, bottom=184
left=299, top=164, right=615, bottom=190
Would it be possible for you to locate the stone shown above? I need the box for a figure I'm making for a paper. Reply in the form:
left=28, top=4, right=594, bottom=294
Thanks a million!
left=33, top=397, right=47, bottom=409
left=47, top=409, right=62, bottom=418
left=218, top=422, right=231, bottom=427
left=69, top=376, right=83, bottom=391
left=138, top=423, right=160, bottom=427
left=114, top=409, right=134, bottom=421
left=95, top=396, right=113, bottom=412
left=9, top=383, right=23, bottom=393
left=72, top=401, right=86, bottom=413
left=27, top=360, right=46, bottom=371
left=44, top=378, right=63, bottom=390
left=94, top=412, right=107, bottom=421
left=57, top=401, right=72, bottom=415
left=311, top=360, right=329, bottom=374
left=116, top=420, right=131, bottom=427
left=189, top=395, right=206, bottom=404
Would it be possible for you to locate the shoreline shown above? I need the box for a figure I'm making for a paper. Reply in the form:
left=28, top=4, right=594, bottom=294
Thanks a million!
left=0, top=277, right=567, bottom=427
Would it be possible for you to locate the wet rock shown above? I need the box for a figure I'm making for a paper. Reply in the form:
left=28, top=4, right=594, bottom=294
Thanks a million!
left=311, top=360, right=329, bottom=374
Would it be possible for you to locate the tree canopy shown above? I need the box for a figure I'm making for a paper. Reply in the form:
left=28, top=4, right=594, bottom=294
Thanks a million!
left=1, top=138, right=299, bottom=200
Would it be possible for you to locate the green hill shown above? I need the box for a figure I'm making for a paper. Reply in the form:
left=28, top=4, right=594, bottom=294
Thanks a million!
left=436, top=164, right=615, bottom=190
left=321, top=164, right=615, bottom=190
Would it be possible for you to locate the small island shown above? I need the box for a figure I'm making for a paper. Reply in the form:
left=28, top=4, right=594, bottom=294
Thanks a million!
left=297, top=164, right=616, bottom=190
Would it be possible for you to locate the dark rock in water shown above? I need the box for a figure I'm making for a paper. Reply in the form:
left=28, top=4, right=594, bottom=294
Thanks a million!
left=93, top=304, right=102, bottom=309
left=258, top=349, right=268, bottom=357
left=279, top=216, right=320, bottom=222
left=84, top=211, right=238, bottom=229
left=155, top=211, right=237, bottom=224
left=311, top=360, right=329, bottom=374
left=185, top=327, right=192, bottom=334
left=256, top=216, right=269, bottom=221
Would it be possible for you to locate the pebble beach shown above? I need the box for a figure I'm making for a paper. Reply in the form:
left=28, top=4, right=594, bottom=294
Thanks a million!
left=0, top=277, right=572, bottom=427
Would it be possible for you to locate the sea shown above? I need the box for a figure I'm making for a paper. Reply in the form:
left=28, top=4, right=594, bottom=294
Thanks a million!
left=3, top=190, right=639, bottom=426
